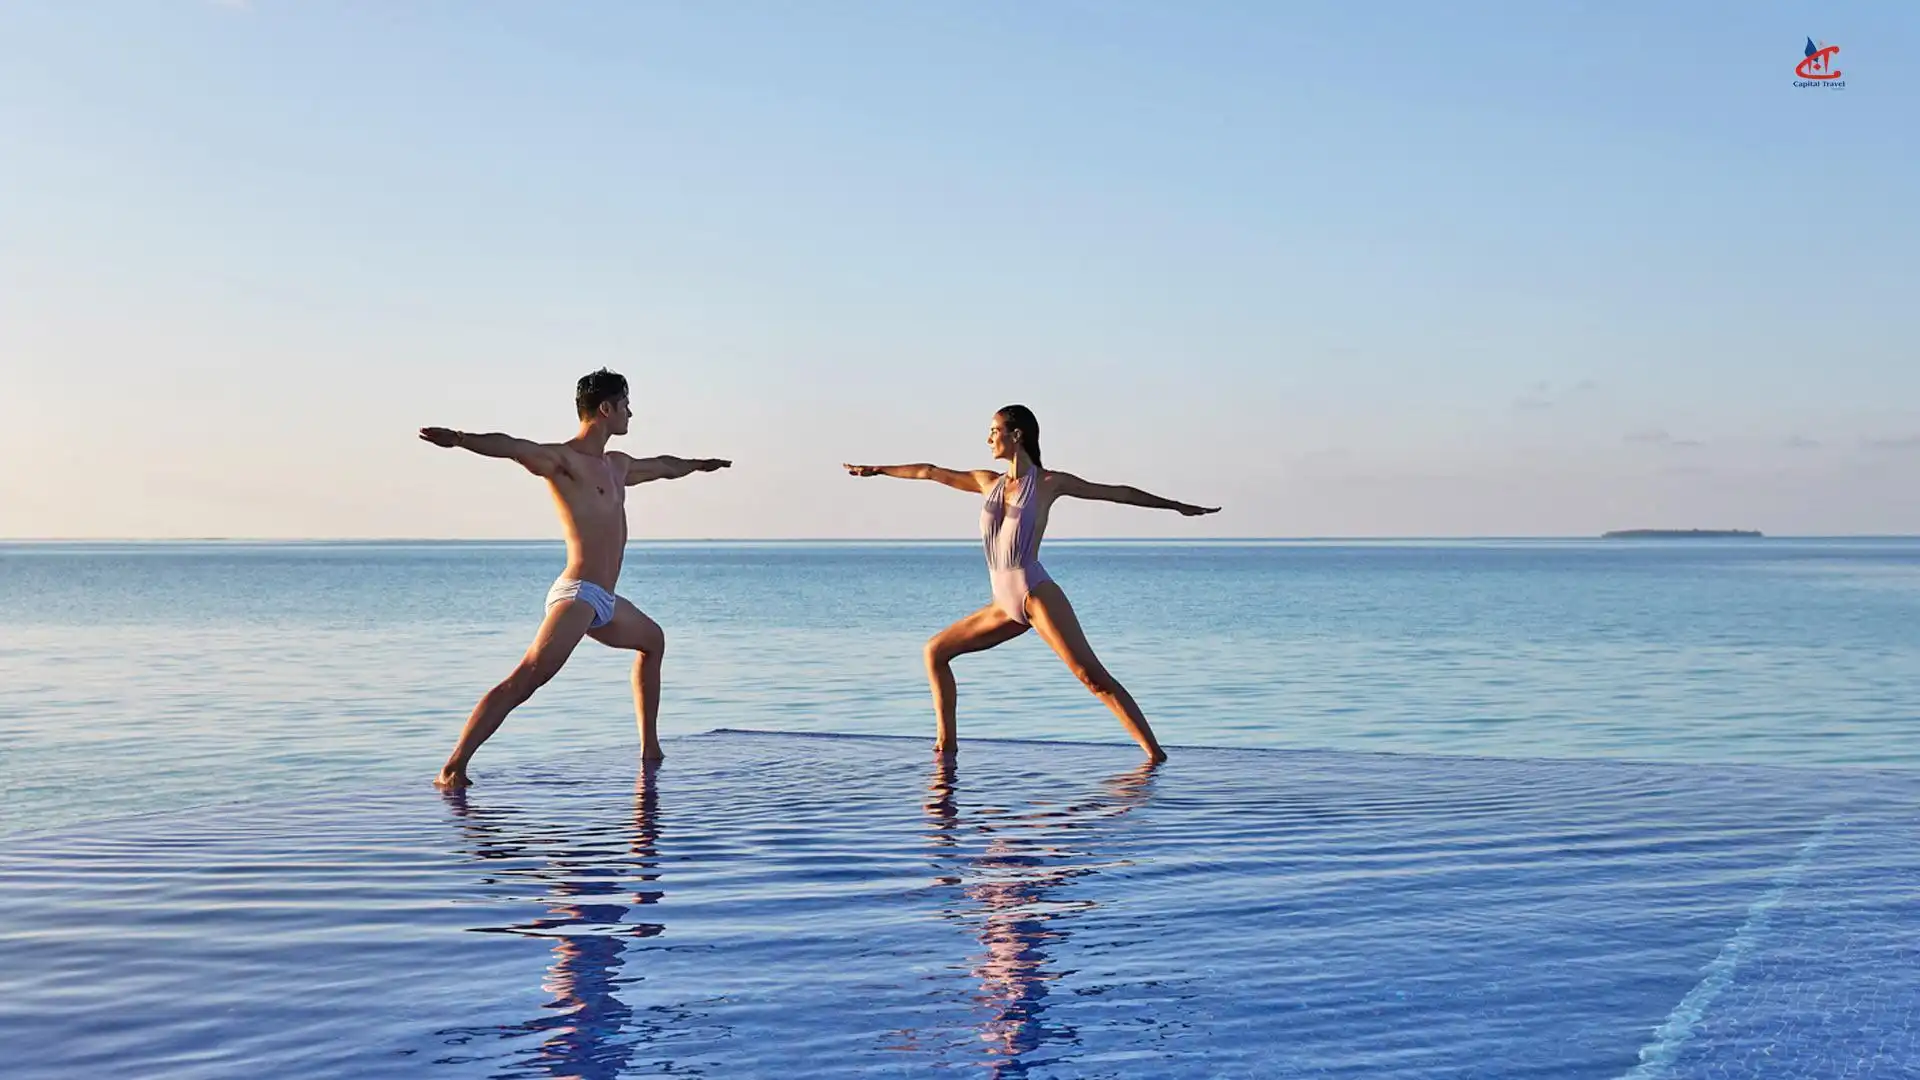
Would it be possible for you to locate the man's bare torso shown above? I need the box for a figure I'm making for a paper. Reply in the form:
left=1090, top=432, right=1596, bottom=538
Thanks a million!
left=546, top=445, right=629, bottom=589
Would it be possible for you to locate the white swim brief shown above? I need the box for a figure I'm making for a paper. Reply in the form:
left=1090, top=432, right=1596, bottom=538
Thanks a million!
left=546, top=577, right=619, bottom=629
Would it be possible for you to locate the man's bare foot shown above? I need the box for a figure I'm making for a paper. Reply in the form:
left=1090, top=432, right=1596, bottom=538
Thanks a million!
left=641, top=745, right=665, bottom=763
left=934, top=742, right=957, bottom=757
left=433, top=767, right=472, bottom=789
left=1144, top=745, right=1169, bottom=763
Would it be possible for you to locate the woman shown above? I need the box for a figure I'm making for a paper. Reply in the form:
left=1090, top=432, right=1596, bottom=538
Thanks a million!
left=845, top=405, right=1218, bottom=761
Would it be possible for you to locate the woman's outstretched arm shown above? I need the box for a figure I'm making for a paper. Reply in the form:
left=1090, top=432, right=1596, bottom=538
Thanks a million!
left=1051, top=471, right=1219, bottom=516
left=843, top=463, right=996, bottom=494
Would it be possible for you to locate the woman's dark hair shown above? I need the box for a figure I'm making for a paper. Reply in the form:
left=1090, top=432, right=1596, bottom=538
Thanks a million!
left=576, top=368, right=629, bottom=419
left=996, top=404, right=1043, bottom=468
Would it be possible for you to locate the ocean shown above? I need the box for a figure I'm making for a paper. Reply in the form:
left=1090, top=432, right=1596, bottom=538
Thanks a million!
left=5, top=537, right=1918, bottom=836
left=4, top=539, right=1920, bottom=1078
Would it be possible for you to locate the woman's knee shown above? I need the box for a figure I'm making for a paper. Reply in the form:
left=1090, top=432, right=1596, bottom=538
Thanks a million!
left=498, top=661, right=556, bottom=700
left=1070, top=662, right=1115, bottom=696
left=924, top=635, right=952, bottom=668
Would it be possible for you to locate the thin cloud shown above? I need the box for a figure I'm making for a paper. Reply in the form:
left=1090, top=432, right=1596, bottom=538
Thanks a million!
left=1783, top=434, right=1822, bottom=450
left=1513, top=379, right=1599, bottom=412
left=1864, top=434, right=1920, bottom=451
left=1625, top=426, right=1705, bottom=448
left=1514, top=383, right=1554, bottom=411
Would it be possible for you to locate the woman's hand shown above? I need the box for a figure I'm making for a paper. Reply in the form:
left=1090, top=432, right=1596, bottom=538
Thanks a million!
left=843, top=463, right=882, bottom=477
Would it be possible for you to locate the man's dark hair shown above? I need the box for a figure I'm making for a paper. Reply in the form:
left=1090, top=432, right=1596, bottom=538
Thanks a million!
left=576, top=368, right=628, bottom=420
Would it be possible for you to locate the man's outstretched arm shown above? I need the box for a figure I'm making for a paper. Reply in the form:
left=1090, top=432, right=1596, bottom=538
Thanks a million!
left=419, top=427, right=562, bottom=478
left=624, top=455, right=733, bottom=485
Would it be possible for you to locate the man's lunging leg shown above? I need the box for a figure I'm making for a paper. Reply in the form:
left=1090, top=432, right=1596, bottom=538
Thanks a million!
left=437, top=601, right=598, bottom=788
left=591, top=599, right=667, bottom=762
left=632, top=645, right=663, bottom=761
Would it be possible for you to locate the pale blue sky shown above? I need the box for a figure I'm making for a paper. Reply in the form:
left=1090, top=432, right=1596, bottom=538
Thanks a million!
left=3, top=2, right=1914, bottom=538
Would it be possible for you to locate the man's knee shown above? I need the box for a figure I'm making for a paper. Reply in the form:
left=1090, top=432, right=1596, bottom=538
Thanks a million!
left=639, top=626, right=666, bottom=662
left=507, top=657, right=563, bottom=695
left=924, top=635, right=952, bottom=668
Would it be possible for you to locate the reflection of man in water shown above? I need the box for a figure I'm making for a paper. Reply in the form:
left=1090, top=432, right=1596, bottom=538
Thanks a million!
left=925, top=759, right=1158, bottom=1074
left=440, top=766, right=668, bottom=1079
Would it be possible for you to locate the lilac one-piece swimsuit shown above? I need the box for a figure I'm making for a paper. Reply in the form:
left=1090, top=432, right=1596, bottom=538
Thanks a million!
left=981, top=471, right=1053, bottom=625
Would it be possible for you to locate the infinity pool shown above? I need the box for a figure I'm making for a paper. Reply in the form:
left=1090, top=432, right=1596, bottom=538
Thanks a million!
left=2, top=731, right=1915, bottom=1078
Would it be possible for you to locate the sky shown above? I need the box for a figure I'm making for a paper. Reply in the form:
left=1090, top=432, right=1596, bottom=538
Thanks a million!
left=2, top=2, right=1915, bottom=539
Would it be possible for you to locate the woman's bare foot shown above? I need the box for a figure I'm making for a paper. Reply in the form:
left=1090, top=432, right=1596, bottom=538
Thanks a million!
left=641, top=745, right=665, bottom=763
left=433, top=766, right=472, bottom=789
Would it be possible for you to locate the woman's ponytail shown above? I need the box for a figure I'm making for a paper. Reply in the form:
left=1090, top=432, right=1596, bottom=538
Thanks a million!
left=996, top=404, right=1043, bottom=468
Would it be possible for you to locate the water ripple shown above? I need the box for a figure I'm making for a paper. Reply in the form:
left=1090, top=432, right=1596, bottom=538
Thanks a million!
left=2, top=733, right=1917, bottom=1078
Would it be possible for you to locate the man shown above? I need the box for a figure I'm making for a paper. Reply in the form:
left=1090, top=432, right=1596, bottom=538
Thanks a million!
left=419, top=368, right=730, bottom=787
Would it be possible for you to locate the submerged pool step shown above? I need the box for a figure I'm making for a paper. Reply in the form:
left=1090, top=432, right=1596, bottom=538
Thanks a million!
left=1633, top=812, right=1920, bottom=1080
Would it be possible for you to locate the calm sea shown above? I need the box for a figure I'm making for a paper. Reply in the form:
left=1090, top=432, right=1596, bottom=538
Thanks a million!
left=4, top=539, right=1918, bottom=836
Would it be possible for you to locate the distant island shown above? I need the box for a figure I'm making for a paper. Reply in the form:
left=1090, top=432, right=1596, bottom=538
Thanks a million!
left=1601, top=529, right=1764, bottom=539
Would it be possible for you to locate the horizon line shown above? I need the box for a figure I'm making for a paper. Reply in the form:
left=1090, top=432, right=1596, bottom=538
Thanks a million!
left=5, top=533, right=1919, bottom=544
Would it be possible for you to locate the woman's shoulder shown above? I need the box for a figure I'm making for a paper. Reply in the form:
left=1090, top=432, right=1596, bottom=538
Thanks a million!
left=1035, top=468, right=1077, bottom=497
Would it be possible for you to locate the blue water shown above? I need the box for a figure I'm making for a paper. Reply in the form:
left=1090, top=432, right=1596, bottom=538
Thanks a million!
left=4, top=540, right=1920, bottom=1076
left=2, top=732, right=1917, bottom=1078
left=4, top=539, right=1920, bottom=835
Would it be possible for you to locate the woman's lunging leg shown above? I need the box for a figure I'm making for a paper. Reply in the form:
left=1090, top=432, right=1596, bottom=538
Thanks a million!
left=923, top=605, right=1028, bottom=754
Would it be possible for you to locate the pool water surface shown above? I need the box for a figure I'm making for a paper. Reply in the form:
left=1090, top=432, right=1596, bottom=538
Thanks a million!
left=1, top=730, right=1916, bottom=1078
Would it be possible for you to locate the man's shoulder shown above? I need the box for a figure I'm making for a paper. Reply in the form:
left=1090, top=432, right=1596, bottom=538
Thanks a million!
left=540, top=443, right=593, bottom=478
left=551, top=441, right=616, bottom=461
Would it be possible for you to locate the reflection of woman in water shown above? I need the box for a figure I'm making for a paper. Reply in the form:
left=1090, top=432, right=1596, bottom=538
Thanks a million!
left=847, top=406, right=1218, bottom=762
left=925, top=758, right=1159, bottom=1074
left=440, top=765, right=669, bottom=1079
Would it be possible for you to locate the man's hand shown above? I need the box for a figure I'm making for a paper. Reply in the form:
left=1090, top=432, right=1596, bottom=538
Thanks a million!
left=1178, top=504, right=1222, bottom=517
left=419, top=427, right=461, bottom=448
left=697, top=459, right=733, bottom=472
left=843, top=463, right=882, bottom=477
